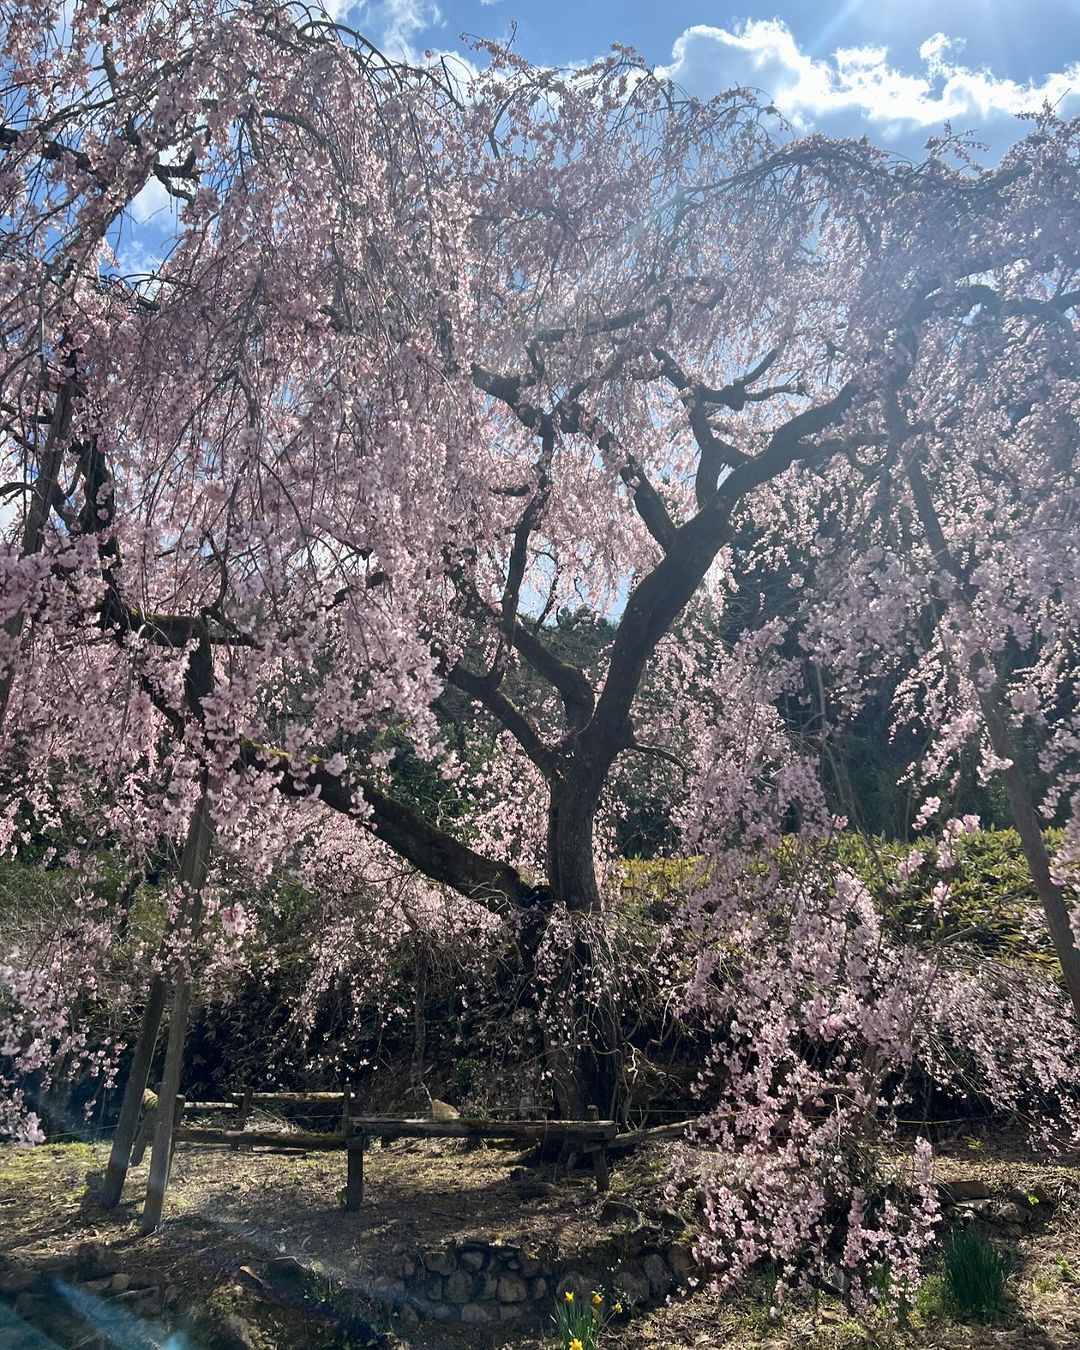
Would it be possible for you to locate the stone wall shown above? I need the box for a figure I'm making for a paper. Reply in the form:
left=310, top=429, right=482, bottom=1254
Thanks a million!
left=362, top=1208, right=698, bottom=1330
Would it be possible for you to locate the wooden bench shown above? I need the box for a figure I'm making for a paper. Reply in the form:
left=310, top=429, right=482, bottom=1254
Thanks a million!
left=166, top=1092, right=617, bottom=1212
left=343, top=1112, right=616, bottom=1210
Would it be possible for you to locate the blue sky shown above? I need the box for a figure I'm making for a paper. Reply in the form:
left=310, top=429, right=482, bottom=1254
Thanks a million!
left=348, top=0, right=1080, bottom=161
left=124, top=2, right=1080, bottom=256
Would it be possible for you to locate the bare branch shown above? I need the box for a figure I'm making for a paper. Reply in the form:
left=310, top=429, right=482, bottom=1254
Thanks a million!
left=445, top=663, right=555, bottom=776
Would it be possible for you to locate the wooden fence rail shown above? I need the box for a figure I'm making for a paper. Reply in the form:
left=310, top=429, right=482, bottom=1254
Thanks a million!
left=347, top=1116, right=616, bottom=1142
left=132, top=1088, right=620, bottom=1219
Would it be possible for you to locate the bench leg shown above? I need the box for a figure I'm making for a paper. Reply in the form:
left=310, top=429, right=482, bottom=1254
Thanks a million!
left=591, top=1145, right=610, bottom=1194
left=346, top=1139, right=364, bottom=1212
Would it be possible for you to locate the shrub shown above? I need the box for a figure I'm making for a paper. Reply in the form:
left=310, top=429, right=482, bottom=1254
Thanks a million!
left=836, top=827, right=1065, bottom=964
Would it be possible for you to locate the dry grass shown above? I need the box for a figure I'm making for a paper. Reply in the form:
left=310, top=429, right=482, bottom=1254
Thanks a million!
left=0, top=1127, right=1078, bottom=1348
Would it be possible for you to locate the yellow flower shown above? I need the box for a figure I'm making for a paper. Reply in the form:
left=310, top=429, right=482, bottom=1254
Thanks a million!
left=570, top=1340, right=584, bottom=1350
left=564, top=1290, right=574, bottom=1304
left=613, top=1300, right=623, bottom=1313
left=591, top=1291, right=603, bottom=1307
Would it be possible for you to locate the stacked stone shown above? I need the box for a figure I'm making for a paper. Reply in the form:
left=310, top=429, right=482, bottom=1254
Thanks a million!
left=371, top=1222, right=699, bottom=1328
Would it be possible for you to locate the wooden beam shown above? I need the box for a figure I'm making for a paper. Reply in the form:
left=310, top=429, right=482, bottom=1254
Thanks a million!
left=612, top=1121, right=693, bottom=1146
left=100, top=974, right=167, bottom=1207
left=348, top=1117, right=617, bottom=1141
left=229, top=1091, right=359, bottom=1106
left=172, top=1117, right=617, bottom=1153
left=174, top=1127, right=349, bottom=1149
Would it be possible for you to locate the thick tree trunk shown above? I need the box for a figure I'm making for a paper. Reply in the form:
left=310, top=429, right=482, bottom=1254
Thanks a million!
left=544, top=765, right=625, bottom=1122
left=547, top=772, right=602, bottom=913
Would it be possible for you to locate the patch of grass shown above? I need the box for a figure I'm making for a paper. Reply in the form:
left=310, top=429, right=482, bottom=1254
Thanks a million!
left=916, top=1272, right=949, bottom=1317
left=304, top=1260, right=336, bottom=1304
left=1035, top=1255, right=1080, bottom=1294
left=926, top=1230, right=1009, bottom=1322
left=0, top=1140, right=98, bottom=1185
left=739, top=1265, right=782, bottom=1334
left=1055, top=1257, right=1079, bottom=1286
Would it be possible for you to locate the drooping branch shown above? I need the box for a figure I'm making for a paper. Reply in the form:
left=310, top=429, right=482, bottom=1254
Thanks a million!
left=472, top=363, right=677, bottom=554
left=652, top=345, right=812, bottom=507
left=903, top=448, right=1080, bottom=1023
left=719, top=382, right=860, bottom=497
left=64, top=433, right=554, bottom=899
left=554, top=401, right=676, bottom=554
left=242, top=742, right=550, bottom=915
left=450, top=558, right=595, bottom=731
left=493, top=428, right=556, bottom=682
left=512, top=621, right=596, bottom=732
left=0, top=126, right=199, bottom=187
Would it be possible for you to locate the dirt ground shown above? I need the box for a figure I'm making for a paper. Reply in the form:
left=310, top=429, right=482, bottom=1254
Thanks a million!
left=1, top=1121, right=1079, bottom=1348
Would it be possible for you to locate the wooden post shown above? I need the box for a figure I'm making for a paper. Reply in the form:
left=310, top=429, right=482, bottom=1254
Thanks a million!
left=168, top=1095, right=185, bottom=1171
left=141, top=792, right=214, bottom=1234
left=586, top=1105, right=609, bottom=1192
left=233, top=1089, right=253, bottom=1149
left=140, top=980, right=192, bottom=1233
left=100, top=978, right=166, bottom=1207
left=340, top=1086, right=351, bottom=1139
left=345, top=1136, right=364, bottom=1212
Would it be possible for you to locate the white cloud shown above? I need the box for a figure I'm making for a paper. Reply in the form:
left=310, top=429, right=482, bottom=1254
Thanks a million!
left=340, top=0, right=481, bottom=90
left=129, top=176, right=172, bottom=225
left=356, top=0, right=442, bottom=61
left=660, top=20, right=1080, bottom=154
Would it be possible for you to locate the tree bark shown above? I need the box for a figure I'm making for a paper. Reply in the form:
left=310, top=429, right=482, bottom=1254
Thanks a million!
left=0, top=380, right=74, bottom=732
left=543, top=762, right=626, bottom=1120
